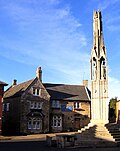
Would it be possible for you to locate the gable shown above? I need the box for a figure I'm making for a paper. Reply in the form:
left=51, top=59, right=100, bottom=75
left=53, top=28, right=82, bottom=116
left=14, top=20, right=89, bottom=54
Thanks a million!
left=26, top=78, right=50, bottom=100
left=4, top=78, right=50, bottom=100
left=4, top=79, right=34, bottom=98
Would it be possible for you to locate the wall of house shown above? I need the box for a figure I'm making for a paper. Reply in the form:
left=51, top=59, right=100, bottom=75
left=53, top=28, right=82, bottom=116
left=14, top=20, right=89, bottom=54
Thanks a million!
left=116, top=101, right=120, bottom=124
left=50, top=100, right=91, bottom=132
left=20, top=95, right=50, bottom=134
left=2, top=97, right=21, bottom=135
left=0, top=86, right=3, bottom=134
left=19, top=79, right=50, bottom=135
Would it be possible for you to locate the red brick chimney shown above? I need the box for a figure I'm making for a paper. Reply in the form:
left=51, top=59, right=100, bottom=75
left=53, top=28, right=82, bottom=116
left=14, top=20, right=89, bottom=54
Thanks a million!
left=36, top=67, right=42, bottom=81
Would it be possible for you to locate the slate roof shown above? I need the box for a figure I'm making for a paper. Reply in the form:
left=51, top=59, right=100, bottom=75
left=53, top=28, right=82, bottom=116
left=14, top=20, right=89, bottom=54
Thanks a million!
left=4, top=79, right=34, bottom=98
left=4, top=79, right=91, bottom=101
left=43, top=83, right=91, bottom=101
left=0, top=81, right=8, bottom=86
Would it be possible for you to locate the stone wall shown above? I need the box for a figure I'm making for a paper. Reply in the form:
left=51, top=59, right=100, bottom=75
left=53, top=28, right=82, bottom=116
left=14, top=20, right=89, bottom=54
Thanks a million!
left=50, top=100, right=90, bottom=132
left=2, top=97, right=21, bottom=135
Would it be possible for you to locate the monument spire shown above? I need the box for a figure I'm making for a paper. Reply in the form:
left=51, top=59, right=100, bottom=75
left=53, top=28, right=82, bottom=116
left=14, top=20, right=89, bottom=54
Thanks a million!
left=90, top=10, right=108, bottom=124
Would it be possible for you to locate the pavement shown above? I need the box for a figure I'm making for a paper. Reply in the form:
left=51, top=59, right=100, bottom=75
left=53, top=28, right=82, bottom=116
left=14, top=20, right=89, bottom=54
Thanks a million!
left=1, top=132, right=120, bottom=151
left=0, top=131, right=76, bottom=142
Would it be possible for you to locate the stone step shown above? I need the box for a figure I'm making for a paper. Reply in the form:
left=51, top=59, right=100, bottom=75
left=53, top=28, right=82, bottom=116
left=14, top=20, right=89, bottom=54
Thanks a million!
left=105, top=123, right=120, bottom=146
left=115, top=138, right=120, bottom=141
left=75, top=123, right=116, bottom=147
left=112, top=135, right=120, bottom=138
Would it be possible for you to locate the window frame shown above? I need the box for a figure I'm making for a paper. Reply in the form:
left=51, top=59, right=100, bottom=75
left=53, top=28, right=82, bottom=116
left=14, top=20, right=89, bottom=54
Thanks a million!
left=28, top=118, right=41, bottom=130
left=53, top=115, right=62, bottom=127
left=74, top=102, right=81, bottom=109
left=30, top=101, right=43, bottom=109
left=28, top=118, right=32, bottom=130
left=32, top=87, right=41, bottom=96
left=6, top=103, right=10, bottom=111
left=52, top=100, right=60, bottom=108
left=2, top=103, right=4, bottom=111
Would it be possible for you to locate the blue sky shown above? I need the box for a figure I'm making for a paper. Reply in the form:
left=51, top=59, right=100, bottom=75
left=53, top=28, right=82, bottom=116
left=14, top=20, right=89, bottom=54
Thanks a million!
left=0, top=0, right=120, bottom=99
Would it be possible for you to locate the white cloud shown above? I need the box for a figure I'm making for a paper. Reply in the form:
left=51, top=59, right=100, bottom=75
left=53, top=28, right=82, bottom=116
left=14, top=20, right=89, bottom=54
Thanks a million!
left=0, top=0, right=89, bottom=85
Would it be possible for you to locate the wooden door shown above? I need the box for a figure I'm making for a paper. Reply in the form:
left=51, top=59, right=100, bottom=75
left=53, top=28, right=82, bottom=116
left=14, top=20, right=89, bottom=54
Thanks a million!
left=74, top=118, right=80, bottom=129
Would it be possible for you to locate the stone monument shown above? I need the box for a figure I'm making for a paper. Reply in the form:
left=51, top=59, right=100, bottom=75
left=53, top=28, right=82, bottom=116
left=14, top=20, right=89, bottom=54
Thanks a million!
left=90, top=10, right=109, bottom=124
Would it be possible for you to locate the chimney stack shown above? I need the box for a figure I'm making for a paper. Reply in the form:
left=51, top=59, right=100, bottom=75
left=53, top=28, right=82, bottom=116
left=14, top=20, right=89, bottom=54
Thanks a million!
left=36, top=67, right=42, bottom=81
left=12, top=79, right=17, bottom=87
left=82, top=80, right=88, bottom=87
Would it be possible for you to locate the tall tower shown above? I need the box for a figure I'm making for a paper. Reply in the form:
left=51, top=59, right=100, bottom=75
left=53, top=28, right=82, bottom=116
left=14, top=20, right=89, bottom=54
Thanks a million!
left=90, top=10, right=108, bottom=124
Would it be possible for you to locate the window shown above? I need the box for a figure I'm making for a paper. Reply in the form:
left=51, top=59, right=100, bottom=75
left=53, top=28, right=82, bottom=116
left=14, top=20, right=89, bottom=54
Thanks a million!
left=33, top=88, right=36, bottom=95
left=34, top=102, right=37, bottom=109
left=74, top=102, right=81, bottom=109
left=36, top=89, right=40, bottom=95
left=53, top=116, right=57, bottom=127
left=30, top=101, right=43, bottom=109
left=30, top=102, right=34, bottom=109
left=6, top=103, right=10, bottom=111
left=2, top=104, right=4, bottom=111
left=33, top=119, right=36, bottom=129
left=53, top=115, right=62, bottom=127
left=36, top=118, right=40, bottom=129
left=28, top=118, right=41, bottom=130
left=32, top=88, right=41, bottom=96
left=52, top=100, right=60, bottom=108
left=38, top=102, right=43, bottom=109
left=57, top=116, right=61, bottom=127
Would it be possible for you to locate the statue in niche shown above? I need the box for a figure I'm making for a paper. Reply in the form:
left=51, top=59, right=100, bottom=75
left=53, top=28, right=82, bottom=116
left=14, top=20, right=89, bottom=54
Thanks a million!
left=102, top=59, right=106, bottom=79
left=93, top=59, right=97, bottom=80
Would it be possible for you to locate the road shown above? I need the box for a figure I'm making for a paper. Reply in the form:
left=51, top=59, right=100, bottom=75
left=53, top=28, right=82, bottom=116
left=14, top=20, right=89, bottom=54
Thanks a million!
left=0, top=141, right=120, bottom=151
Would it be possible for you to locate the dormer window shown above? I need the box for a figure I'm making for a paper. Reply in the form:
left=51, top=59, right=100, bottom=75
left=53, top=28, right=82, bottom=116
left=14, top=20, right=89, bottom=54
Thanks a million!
left=33, top=88, right=36, bottom=95
left=37, top=89, right=40, bottom=95
left=32, top=88, right=41, bottom=96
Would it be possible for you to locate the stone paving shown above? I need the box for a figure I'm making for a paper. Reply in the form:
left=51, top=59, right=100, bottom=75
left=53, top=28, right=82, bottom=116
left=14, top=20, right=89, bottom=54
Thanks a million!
left=0, top=131, right=76, bottom=142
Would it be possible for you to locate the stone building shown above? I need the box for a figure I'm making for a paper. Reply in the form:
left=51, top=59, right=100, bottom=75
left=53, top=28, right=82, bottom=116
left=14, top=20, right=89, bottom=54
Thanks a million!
left=0, top=81, right=8, bottom=134
left=2, top=67, right=50, bottom=135
left=44, top=82, right=91, bottom=132
left=2, top=67, right=91, bottom=135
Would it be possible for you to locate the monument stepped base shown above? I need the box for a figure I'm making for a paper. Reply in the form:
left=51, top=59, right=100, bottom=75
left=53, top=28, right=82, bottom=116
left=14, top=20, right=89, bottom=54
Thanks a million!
left=105, top=123, right=120, bottom=146
left=75, top=123, right=117, bottom=147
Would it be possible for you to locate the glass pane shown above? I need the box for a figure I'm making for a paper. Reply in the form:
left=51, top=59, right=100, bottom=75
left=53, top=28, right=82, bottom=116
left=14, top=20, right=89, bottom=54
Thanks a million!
left=33, top=88, right=36, bottom=95
left=36, top=121, right=40, bottom=129
left=38, top=103, right=41, bottom=109
left=37, top=89, right=39, bottom=95
left=31, top=102, right=34, bottom=108
left=34, top=102, right=37, bottom=108
left=74, top=102, right=76, bottom=108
